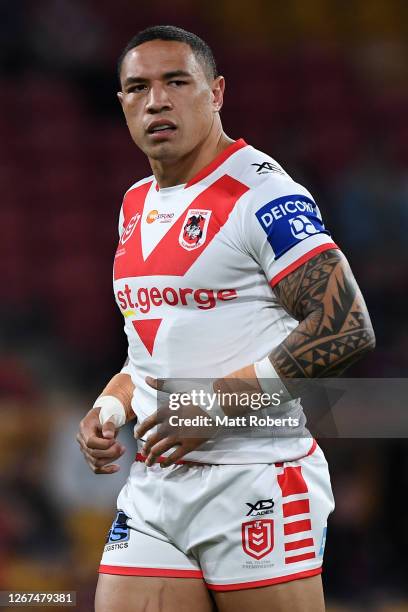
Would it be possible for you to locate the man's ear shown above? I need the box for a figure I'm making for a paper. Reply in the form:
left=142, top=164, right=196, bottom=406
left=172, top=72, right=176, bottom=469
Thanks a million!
left=117, top=91, right=124, bottom=108
left=212, top=76, right=225, bottom=113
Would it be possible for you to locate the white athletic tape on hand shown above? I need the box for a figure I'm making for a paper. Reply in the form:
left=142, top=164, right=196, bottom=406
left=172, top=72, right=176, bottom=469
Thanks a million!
left=95, top=395, right=126, bottom=428
left=254, top=357, right=291, bottom=403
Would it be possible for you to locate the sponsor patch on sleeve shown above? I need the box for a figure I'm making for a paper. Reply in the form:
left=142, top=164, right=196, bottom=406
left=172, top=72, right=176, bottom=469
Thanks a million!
left=255, top=194, right=330, bottom=258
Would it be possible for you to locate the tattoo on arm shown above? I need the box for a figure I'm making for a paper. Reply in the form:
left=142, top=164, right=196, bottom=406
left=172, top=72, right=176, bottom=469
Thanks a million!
left=271, top=249, right=375, bottom=378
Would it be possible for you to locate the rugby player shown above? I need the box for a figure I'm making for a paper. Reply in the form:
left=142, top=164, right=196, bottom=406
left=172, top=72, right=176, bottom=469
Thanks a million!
left=76, top=26, right=375, bottom=612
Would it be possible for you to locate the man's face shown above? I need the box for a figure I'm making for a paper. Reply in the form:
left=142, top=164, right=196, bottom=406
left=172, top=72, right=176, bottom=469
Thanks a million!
left=118, top=40, right=224, bottom=161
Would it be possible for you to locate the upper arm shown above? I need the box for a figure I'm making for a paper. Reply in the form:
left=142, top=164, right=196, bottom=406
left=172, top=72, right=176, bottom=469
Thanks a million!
left=271, top=248, right=375, bottom=377
left=242, top=177, right=338, bottom=287
left=273, top=247, right=372, bottom=331
left=242, top=179, right=375, bottom=376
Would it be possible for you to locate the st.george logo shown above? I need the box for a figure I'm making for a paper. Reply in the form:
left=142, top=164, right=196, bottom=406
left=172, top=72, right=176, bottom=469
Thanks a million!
left=179, top=209, right=211, bottom=251
left=242, top=519, right=274, bottom=560
left=106, top=510, right=130, bottom=544
left=121, top=213, right=141, bottom=245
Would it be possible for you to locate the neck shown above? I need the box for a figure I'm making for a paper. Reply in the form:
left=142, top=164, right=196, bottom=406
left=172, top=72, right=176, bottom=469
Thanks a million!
left=149, top=121, right=234, bottom=188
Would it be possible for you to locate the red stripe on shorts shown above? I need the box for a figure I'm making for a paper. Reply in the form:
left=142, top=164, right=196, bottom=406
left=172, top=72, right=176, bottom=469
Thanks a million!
left=285, top=552, right=316, bottom=564
left=284, top=519, right=312, bottom=536
left=284, top=538, right=314, bottom=552
left=277, top=466, right=308, bottom=497
left=206, top=567, right=322, bottom=591
left=99, top=565, right=203, bottom=578
left=283, top=499, right=310, bottom=517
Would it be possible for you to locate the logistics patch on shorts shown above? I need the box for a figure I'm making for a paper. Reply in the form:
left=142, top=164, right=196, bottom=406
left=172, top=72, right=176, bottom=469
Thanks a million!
left=106, top=510, right=130, bottom=544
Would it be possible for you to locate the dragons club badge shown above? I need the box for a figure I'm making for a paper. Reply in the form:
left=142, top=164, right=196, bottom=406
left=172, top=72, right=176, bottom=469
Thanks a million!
left=242, top=519, right=274, bottom=560
left=179, top=209, right=211, bottom=251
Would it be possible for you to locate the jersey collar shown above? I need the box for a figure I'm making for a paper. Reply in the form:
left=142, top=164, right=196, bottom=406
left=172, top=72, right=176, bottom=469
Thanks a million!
left=185, top=138, right=247, bottom=188
left=154, top=138, right=248, bottom=192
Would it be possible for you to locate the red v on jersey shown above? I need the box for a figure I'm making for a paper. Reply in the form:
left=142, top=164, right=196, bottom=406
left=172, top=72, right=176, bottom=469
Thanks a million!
left=114, top=175, right=249, bottom=280
left=131, top=319, right=162, bottom=356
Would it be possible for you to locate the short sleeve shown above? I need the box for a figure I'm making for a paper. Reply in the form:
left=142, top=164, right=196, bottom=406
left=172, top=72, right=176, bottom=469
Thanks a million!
left=243, top=179, right=339, bottom=287
left=118, top=204, right=125, bottom=239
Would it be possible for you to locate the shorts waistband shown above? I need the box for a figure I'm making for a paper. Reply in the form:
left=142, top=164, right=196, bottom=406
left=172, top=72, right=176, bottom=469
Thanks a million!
left=135, top=452, right=206, bottom=466
left=135, top=440, right=317, bottom=467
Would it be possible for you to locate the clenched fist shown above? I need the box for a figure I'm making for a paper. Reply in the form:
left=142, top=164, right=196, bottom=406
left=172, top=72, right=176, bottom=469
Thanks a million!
left=76, top=407, right=126, bottom=474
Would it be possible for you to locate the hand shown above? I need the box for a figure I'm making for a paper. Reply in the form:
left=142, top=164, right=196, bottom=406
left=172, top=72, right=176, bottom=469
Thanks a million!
left=76, top=407, right=126, bottom=474
left=134, top=377, right=218, bottom=467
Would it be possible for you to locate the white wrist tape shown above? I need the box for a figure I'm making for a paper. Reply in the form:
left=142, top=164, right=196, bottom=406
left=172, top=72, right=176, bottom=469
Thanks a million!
left=254, top=357, right=291, bottom=403
left=94, top=395, right=126, bottom=428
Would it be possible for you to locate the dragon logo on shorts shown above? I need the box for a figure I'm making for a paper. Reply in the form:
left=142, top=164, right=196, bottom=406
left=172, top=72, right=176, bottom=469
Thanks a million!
left=241, top=519, right=274, bottom=560
left=179, top=209, right=211, bottom=251
left=106, top=510, right=130, bottom=544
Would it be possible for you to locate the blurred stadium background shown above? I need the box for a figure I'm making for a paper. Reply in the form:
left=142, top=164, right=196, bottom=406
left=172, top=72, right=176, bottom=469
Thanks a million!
left=1, top=1, right=407, bottom=610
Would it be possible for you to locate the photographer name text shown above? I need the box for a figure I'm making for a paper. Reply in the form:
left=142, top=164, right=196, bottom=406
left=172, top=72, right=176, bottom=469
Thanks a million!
left=168, top=415, right=300, bottom=428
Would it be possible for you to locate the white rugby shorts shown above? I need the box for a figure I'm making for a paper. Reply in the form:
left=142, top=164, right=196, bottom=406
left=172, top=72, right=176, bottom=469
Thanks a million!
left=99, top=441, right=335, bottom=591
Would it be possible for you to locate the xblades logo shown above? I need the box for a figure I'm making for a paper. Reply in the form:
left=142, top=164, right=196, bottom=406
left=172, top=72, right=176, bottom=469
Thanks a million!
left=252, top=162, right=284, bottom=175
left=246, top=499, right=274, bottom=516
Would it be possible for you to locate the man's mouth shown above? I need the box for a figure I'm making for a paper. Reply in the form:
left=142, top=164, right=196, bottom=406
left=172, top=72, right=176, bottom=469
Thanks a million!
left=147, top=121, right=177, bottom=135
left=150, top=125, right=176, bottom=133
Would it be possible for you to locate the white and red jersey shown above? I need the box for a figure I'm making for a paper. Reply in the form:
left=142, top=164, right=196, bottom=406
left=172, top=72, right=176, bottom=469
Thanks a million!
left=113, top=139, right=338, bottom=463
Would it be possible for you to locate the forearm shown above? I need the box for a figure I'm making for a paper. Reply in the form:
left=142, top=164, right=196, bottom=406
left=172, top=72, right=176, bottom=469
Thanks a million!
left=270, top=311, right=374, bottom=379
left=78, top=370, right=132, bottom=475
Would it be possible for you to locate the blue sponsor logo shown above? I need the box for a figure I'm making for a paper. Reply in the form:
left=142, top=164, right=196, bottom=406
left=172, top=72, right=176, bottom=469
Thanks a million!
left=106, top=510, right=130, bottom=544
left=255, top=194, right=329, bottom=258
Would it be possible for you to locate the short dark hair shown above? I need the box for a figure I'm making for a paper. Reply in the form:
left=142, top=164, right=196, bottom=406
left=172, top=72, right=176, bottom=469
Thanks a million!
left=117, top=25, right=218, bottom=84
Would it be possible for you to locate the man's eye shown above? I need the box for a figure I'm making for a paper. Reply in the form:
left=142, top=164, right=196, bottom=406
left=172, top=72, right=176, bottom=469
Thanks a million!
left=169, top=80, right=187, bottom=87
left=127, top=84, right=147, bottom=93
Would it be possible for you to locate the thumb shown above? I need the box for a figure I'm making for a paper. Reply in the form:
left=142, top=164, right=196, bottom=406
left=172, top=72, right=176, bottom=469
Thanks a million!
left=146, top=376, right=160, bottom=390
left=102, top=420, right=116, bottom=439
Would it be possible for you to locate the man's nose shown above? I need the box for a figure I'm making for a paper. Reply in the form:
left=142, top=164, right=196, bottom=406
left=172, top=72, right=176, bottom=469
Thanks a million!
left=146, top=83, right=172, bottom=113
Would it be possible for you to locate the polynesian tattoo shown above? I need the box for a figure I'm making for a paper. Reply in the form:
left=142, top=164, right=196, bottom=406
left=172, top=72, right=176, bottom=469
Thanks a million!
left=271, top=249, right=375, bottom=379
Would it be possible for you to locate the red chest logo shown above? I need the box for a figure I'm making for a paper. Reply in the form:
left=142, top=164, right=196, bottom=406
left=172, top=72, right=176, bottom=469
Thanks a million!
left=242, top=519, right=274, bottom=560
